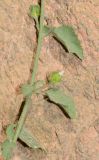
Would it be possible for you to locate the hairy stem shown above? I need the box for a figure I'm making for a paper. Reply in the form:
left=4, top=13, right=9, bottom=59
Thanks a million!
left=30, top=0, right=44, bottom=85
left=12, top=0, right=45, bottom=143
left=13, top=97, right=31, bottom=143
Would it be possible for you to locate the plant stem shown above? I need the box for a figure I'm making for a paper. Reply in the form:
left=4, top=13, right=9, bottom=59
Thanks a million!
left=12, top=0, right=45, bottom=143
left=13, top=97, right=31, bottom=143
left=30, top=0, right=44, bottom=85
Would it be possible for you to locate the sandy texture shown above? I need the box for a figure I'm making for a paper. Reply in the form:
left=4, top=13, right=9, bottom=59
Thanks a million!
left=0, top=0, right=99, bottom=159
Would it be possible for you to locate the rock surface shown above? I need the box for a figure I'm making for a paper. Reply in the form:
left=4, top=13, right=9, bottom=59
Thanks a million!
left=0, top=0, right=99, bottom=159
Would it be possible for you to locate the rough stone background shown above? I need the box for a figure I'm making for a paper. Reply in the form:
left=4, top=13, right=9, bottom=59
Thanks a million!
left=0, top=0, right=99, bottom=160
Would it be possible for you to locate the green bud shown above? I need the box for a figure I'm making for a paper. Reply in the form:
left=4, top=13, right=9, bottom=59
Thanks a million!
left=48, top=71, right=63, bottom=84
left=29, top=5, right=40, bottom=19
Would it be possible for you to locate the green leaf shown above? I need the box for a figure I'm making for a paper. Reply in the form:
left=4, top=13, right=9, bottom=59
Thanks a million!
left=21, top=84, right=33, bottom=97
left=19, top=127, right=42, bottom=149
left=46, top=88, right=77, bottom=119
left=43, top=26, right=53, bottom=37
left=21, top=81, right=45, bottom=96
left=1, top=124, right=16, bottom=160
left=29, top=5, right=40, bottom=19
left=53, top=25, right=83, bottom=60
left=6, top=124, right=16, bottom=141
left=1, top=140, right=16, bottom=160
left=33, top=80, right=45, bottom=92
left=47, top=71, right=62, bottom=84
